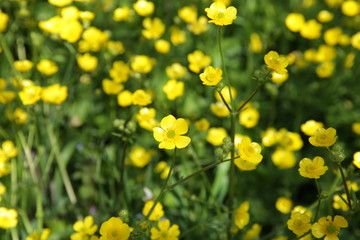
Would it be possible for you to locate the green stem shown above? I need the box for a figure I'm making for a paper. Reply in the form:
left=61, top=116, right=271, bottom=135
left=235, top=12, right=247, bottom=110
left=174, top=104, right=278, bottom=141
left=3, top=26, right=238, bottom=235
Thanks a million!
left=118, top=141, right=128, bottom=208
left=227, top=114, right=236, bottom=240
left=237, top=82, right=264, bottom=113
left=313, top=179, right=322, bottom=222
left=337, top=163, right=352, bottom=210
left=217, top=90, right=232, bottom=112
left=146, top=148, right=177, bottom=220
left=0, top=33, right=19, bottom=75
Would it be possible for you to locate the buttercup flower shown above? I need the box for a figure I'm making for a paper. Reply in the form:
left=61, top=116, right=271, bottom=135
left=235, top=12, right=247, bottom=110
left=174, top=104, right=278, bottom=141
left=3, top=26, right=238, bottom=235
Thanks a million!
left=276, top=196, right=293, bottom=214
left=287, top=212, right=311, bottom=236
left=178, top=6, right=197, bottom=24
left=301, top=120, right=324, bottom=136
left=333, top=193, right=350, bottom=211
left=41, top=84, right=68, bottom=104
left=129, top=146, right=152, bottom=168
left=170, top=27, right=186, bottom=46
left=133, top=0, right=154, bottom=16
left=162, top=79, right=184, bottom=100
left=2, top=140, right=18, bottom=158
left=187, top=50, right=211, bottom=73
left=0, top=207, right=18, bottom=229
left=113, top=7, right=133, bottom=21
left=19, top=86, right=42, bottom=105
left=26, top=228, right=51, bottom=240
left=37, top=60, right=59, bottom=75
left=14, top=60, right=33, bottom=72
left=77, top=53, right=98, bottom=72
left=131, top=55, right=155, bottom=74
left=271, top=148, right=297, bottom=169
left=153, top=115, right=191, bottom=149
left=142, top=18, right=165, bottom=39
left=0, top=9, right=10, bottom=32
left=234, top=136, right=263, bottom=171
left=206, top=127, right=228, bottom=146
left=239, top=107, right=259, bottom=128
left=142, top=200, right=164, bottom=221
left=71, top=215, right=98, bottom=240
left=243, top=223, right=262, bottom=240
left=298, top=156, right=328, bottom=179
left=285, top=13, right=305, bottom=32
left=150, top=219, right=180, bottom=240
left=341, top=1, right=360, bottom=17
left=99, top=217, right=131, bottom=240
left=199, top=66, right=223, bottom=86
left=155, top=39, right=170, bottom=54
left=264, top=51, right=289, bottom=74
left=311, top=215, right=348, bottom=240
left=205, top=2, right=237, bottom=26
left=234, top=201, right=250, bottom=229
left=309, top=127, right=337, bottom=147
left=132, top=89, right=152, bottom=106
left=300, top=19, right=322, bottom=39
left=48, top=0, right=73, bottom=7
left=102, top=79, right=124, bottom=95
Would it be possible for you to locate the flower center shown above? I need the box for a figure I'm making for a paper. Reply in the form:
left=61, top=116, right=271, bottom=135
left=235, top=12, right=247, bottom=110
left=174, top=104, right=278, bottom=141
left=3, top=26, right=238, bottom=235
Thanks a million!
left=111, top=230, right=118, bottom=237
left=166, top=129, right=176, bottom=139
left=327, top=224, right=338, bottom=234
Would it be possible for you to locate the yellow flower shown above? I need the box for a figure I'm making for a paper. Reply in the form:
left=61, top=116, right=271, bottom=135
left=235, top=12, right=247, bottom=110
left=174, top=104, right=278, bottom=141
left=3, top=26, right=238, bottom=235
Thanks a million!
left=243, top=223, right=262, bottom=240
left=117, top=90, right=133, bottom=107
left=48, top=0, right=73, bottom=7
left=239, top=107, right=259, bottom=128
left=271, top=148, right=297, bottom=169
left=211, top=101, right=230, bottom=117
left=271, top=71, right=288, bottom=84
left=2, top=140, right=18, bottom=158
left=107, top=41, right=125, bottom=55
left=71, top=216, right=98, bottom=240
left=199, top=66, right=223, bottom=86
left=250, top=33, right=263, bottom=53
left=77, top=53, right=98, bottom=72
left=131, top=55, right=155, bottom=74
left=178, top=6, right=197, bottom=24
left=41, top=84, right=68, bottom=104
left=37, top=60, right=59, bottom=75
left=352, top=123, right=360, bottom=134
left=163, top=79, right=184, bottom=100
left=142, top=200, right=164, bottom=221
left=316, top=61, right=335, bottom=78
left=113, top=7, right=132, bottom=22
left=235, top=137, right=263, bottom=171
left=0, top=9, right=10, bottom=32
left=99, top=217, right=130, bottom=240
left=153, top=115, right=191, bottom=149
left=205, top=2, right=237, bottom=26
left=287, top=212, right=311, bottom=236
left=155, top=39, right=170, bottom=54
left=133, top=0, right=154, bottom=16
left=13, top=108, right=28, bottom=124
left=311, top=215, right=348, bottom=240
left=187, top=50, right=211, bottom=73
left=188, top=16, right=209, bottom=35
left=129, top=146, right=152, bottom=168
left=351, top=32, right=360, bottom=50
left=166, top=63, right=187, bottom=79
left=353, top=151, right=360, bottom=169
left=135, top=107, right=158, bottom=131
left=150, top=219, right=180, bottom=240
left=276, top=196, right=293, bottom=214
left=206, top=127, right=228, bottom=146
left=234, top=201, right=250, bottom=229
left=317, top=10, right=334, bottom=23
left=79, top=27, right=109, bottom=52
left=14, top=60, right=33, bottom=72
left=0, top=91, right=16, bottom=104
left=19, top=86, right=42, bottom=105
left=102, top=79, right=123, bottom=95
left=79, top=11, right=95, bottom=21
left=301, top=120, right=324, bottom=136
left=261, top=128, right=278, bottom=147
left=61, top=6, right=80, bottom=20
left=195, top=118, right=210, bottom=131
left=26, top=228, right=51, bottom=240
left=0, top=207, right=18, bottom=229
left=110, top=61, right=130, bottom=83
left=142, top=18, right=165, bottom=39
left=264, top=51, right=288, bottom=74
left=298, top=156, right=328, bottom=179
left=300, top=19, right=322, bottom=39
left=276, top=129, right=303, bottom=151
left=341, top=0, right=360, bottom=17
left=170, top=27, right=186, bottom=46
left=309, top=127, right=337, bottom=147
left=285, top=13, right=305, bottom=32
left=132, top=89, right=152, bottom=106
left=59, top=19, right=83, bottom=43
left=333, top=193, right=350, bottom=211
left=344, top=52, right=355, bottom=68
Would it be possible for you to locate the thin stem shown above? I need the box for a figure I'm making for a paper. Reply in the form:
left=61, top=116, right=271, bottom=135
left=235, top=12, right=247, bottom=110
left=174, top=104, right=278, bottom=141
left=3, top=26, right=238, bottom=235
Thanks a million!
left=337, top=163, right=352, bottom=210
left=217, top=90, right=232, bottom=112
left=313, top=179, right=322, bottom=222
left=227, top=114, right=236, bottom=240
left=118, top=141, right=128, bottom=208
left=237, top=82, right=264, bottom=113
left=0, top=33, right=19, bottom=75
left=146, top=148, right=177, bottom=219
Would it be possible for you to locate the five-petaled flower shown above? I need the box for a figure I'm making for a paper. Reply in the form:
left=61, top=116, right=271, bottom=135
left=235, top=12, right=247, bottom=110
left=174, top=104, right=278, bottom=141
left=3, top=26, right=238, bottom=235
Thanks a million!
left=264, top=51, right=289, bottom=74
left=150, top=219, right=180, bottom=240
left=309, top=127, right=337, bottom=147
left=205, top=2, right=237, bottom=26
left=287, top=212, right=311, bottom=236
left=311, top=215, right=348, bottom=240
left=298, top=156, right=328, bottom=179
left=153, top=115, right=191, bottom=149
left=199, top=66, right=223, bottom=86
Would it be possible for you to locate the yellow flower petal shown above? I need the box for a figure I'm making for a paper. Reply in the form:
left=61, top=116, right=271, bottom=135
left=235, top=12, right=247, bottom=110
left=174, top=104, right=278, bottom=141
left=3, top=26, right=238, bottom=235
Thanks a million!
left=159, top=141, right=176, bottom=149
left=160, top=115, right=176, bottom=129
left=175, top=118, right=188, bottom=134
left=153, top=127, right=164, bottom=142
left=333, top=215, right=348, bottom=228
left=175, top=136, right=191, bottom=148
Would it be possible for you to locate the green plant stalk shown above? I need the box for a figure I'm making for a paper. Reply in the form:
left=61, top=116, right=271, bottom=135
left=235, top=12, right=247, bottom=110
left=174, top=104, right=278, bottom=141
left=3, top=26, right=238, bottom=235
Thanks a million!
left=118, top=141, right=128, bottom=208
left=337, top=163, right=352, bottom=210
left=0, top=33, right=19, bottom=75
left=217, top=90, right=232, bottom=112
left=313, top=179, right=322, bottom=222
left=146, top=148, right=177, bottom=220
left=237, top=81, right=264, bottom=113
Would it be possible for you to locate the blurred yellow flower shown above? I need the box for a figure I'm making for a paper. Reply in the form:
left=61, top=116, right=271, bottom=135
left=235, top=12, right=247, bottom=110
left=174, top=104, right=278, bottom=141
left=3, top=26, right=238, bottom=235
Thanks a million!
left=187, top=50, right=211, bottom=73
left=211, top=101, right=230, bottom=117
left=301, top=120, right=324, bottom=136
left=19, top=86, right=42, bottom=105
left=48, top=0, right=73, bottom=7
left=0, top=91, right=16, bottom=104
left=117, top=90, right=133, bottom=107
left=205, top=2, right=237, bottom=26
left=264, top=51, right=288, bottom=74
left=26, top=228, right=51, bottom=240
left=235, top=137, right=263, bottom=171
left=0, top=9, right=9, bottom=32
left=41, top=84, right=68, bottom=104
left=285, top=13, right=305, bottom=32
left=155, top=39, right=170, bottom=54
left=271, top=71, right=288, bottom=84
left=178, top=6, right=197, bottom=24
left=71, top=216, right=98, bottom=240
left=344, top=52, right=355, bottom=68
left=99, top=217, right=130, bottom=240
left=131, top=55, right=155, bottom=74
left=287, top=212, right=311, bottom=236
left=14, top=60, right=33, bottom=72
left=142, top=18, right=165, bottom=39
left=150, top=219, right=180, bottom=240
left=79, top=11, right=95, bottom=21
left=59, top=19, right=83, bottom=43
left=353, top=151, right=360, bottom=169
left=316, top=61, right=335, bottom=78
left=37, top=60, right=59, bottom=75
left=206, top=127, right=227, bottom=146
left=113, top=7, right=133, bottom=22
left=166, top=63, right=187, bottom=79
left=317, top=10, right=334, bottom=23
left=102, top=79, right=123, bottom=95
left=107, top=41, right=125, bottom=55
left=0, top=207, right=18, bottom=229
left=170, top=27, right=186, bottom=46
left=215, top=86, right=236, bottom=103
left=110, top=61, right=130, bottom=83
left=13, top=108, right=28, bottom=124
left=77, top=53, right=98, bottom=72
left=163, top=79, right=184, bottom=100
left=333, top=193, right=350, bottom=211
left=311, top=215, right=348, bottom=240
left=195, top=118, right=210, bottom=131
left=276, top=196, right=293, bottom=214
left=234, top=201, right=250, bottom=229
left=261, top=128, right=277, bottom=147
left=239, top=107, right=259, bottom=128
left=133, top=0, right=154, bottom=16
left=153, top=115, right=191, bottom=149
left=250, top=33, right=263, bottom=53
left=300, top=19, right=322, bottom=39
left=324, top=27, right=342, bottom=46
left=132, top=89, right=152, bottom=106
left=135, top=107, right=158, bottom=131
left=271, top=148, right=297, bottom=169
left=276, top=129, right=303, bottom=151
left=199, top=66, right=223, bottom=86
left=351, top=32, right=360, bottom=50
left=142, top=200, right=164, bottom=221
left=243, top=223, right=262, bottom=240
left=341, top=0, right=360, bottom=16
left=309, top=127, right=337, bottom=147
left=129, top=146, right=152, bottom=168
left=352, top=122, right=360, bottom=134
left=2, top=140, right=18, bottom=158
left=188, top=16, right=209, bottom=35
left=79, top=27, right=109, bottom=52
left=61, top=6, right=80, bottom=20
left=298, top=156, right=328, bottom=179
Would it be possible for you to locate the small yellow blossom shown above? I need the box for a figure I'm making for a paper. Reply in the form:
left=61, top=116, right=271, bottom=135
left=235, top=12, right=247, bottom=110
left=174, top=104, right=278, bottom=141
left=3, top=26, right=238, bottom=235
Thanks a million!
left=0, top=207, right=18, bottom=229
left=276, top=196, right=293, bottom=214
left=341, top=0, right=360, bottom=17
left=243, top=223, right=262, bottom=240
left=99, top=217, right=130, bottom=240
left=352, top=122, right=360, bottom=134
left=77, top=53, right=98, bottom=72
left=206, top=127, right=228, bottom=146
left=199, top=66, right=223, bottom=86
left=71, top=216, right=98, bottom=240
left=26, top=228, right=51, bottom=240
left=276, top=129, right=303, bottom=151
left=316, top=61, right=335, bottom=78
left=14, top=60, right=33, bottom=72
left=271, top=148, right=297, bottom=169
left=110, top=61, right=130, bottom=83
left=299, top=156, right=328, bottom=179
left=155, top=39, right=170, bottom=54
left=117, top=90, right=133, bottom=107
left=309, top=127, right=337, bottom=147
left=61, top=6, right=80, bottom=20
left=153, top=115, right=191, bottom=149
left=166, top=63, right=187, bottom=79
left=37, top=60, right=59, bottom=75
left=0, top=10, right=9, bottom=32
left=19, top=86, right=42, bottom=105
left=102, top=79, right=123, bottom=95
left=178, top=6, right=197, bottom=23
left=311, top=215, right=348, bottom=240
left=59, top=19, right=83, bottom=43
left=344, top=52, right=355, bottom=68
left=333, top=193, right=350, bottom=211
left=239, top=107, right=259, bottom=128
left=188, top=16, right=209, bottom=35
left=285, top=13, right=305, bottom=32
left=353, top=151, right=360, bottom=169
left=142, top=18, right=165, bottom=39
left=136, top=107, right=158, bottom=131
left=215, top=86, right=236, bottom=103
left=163, top=79, right=184, bottom=100
left=41, top=84, right=68, bottom=104
left=211, top=101, right=230, bottom=117
left=351, top=32, right=360, bottom=50
left=235, top=137, right=263, bottom=171
left=12, top=108, right=28, bottom=124
left=150, top=219, right=180, bottom=240
left=131, top=55, right=155, bottom=74
left=79, top=27, right=109, bottom=52
left=170, top=27, right=186, bottom=46
left=250, top=33, right=263, bottom=53
left=79, top=11, right=95, bottom=21
left=195, top=118, right=210, bottom=131
left=0, top=91, right=16, bottom=104
left=133, top=0, right=154, bottom=16
left=107, top=41, right=125, bottom=55
left=262, top=128, right=278, bottom=147
left=132, top=89, right=152, bottom=106
left=264, top=51, right=289, bottom=74
left=234, top=201, right=250, bottom=229
left=287, top=212, right=311, bottom=236
left=2, top=140, right=18, bottom=158
left=271, top=71, right=288, bottom=84
left=187, top=50, right=211, bottom=73
left=48, top=0, right=73, bottom=7
left=317, top=10, right=334, bottom=23
left=113, top=7, right=133, bottom=21
left=301, top=120, right=324, bottom=136
left=300, top=19, right=322, bottom=39
left=129, top=146, right=152, bottom=168
left=142, top=200, right=164, bottom=221
left=205, top=2, right=237, bottom=26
